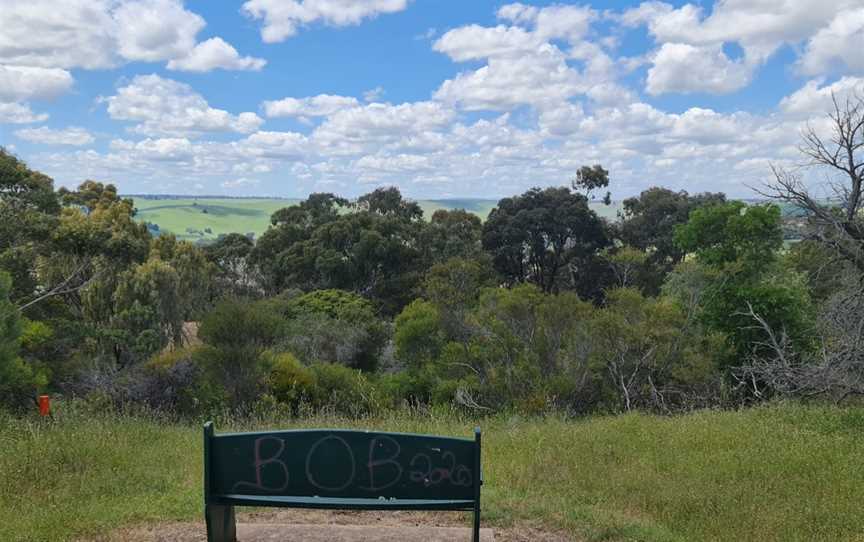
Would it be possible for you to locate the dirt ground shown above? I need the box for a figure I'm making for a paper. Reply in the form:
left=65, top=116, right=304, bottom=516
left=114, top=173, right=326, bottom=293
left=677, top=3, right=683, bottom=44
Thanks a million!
left=82, top=509, right=574, bottom=541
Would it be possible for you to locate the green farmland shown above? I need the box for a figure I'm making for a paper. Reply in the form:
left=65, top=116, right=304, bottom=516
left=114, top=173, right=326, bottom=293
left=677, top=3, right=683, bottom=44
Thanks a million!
left=131, top=196, right=623, bottom=242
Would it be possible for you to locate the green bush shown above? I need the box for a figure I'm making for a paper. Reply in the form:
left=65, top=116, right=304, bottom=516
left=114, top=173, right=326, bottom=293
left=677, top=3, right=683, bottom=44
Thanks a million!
left=275, top=289, right=389, bottom=371
left=141, top=346, right=223, bottom=415
left=198, top=299, right=282, bottom=350
left=264, top=351, right=316, bottom=409
left=308, top=362, right=383, bottom=416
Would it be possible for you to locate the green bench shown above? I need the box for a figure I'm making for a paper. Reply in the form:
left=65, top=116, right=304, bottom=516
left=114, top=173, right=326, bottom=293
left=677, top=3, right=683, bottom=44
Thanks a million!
left=203, top=422, right=483, bottom=541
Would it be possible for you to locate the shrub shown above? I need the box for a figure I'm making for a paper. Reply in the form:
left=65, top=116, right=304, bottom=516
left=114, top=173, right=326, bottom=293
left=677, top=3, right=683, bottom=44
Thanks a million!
left=199, top=299, right=282, bottom=350
left=308, top=362, right=383, bottom=416
left=137, top=346, right=222, bottom=415
left=264, top=351, right=316, bottom=409
left=274, top=289, right=389, bottom=371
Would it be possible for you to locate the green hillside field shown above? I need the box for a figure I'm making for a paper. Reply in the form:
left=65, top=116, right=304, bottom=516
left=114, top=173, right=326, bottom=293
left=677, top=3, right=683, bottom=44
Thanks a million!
left=130, top=196, right=624, bottom=242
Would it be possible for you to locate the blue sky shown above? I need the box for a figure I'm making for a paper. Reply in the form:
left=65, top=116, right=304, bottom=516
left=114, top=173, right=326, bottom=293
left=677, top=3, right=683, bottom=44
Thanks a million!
left=1, top=0, right=862, bottom=199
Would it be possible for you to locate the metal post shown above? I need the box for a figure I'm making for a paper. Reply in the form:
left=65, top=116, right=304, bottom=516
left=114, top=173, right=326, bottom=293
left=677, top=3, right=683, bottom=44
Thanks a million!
left=205, top=422, right=237, bottom=542
left=473, top=427, right=482, bottom=542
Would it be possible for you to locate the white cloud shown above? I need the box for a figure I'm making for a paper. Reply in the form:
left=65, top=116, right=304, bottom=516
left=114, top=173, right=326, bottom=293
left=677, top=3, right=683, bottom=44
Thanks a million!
left=622, top=0, right=864, bottom=93
left=104, top=74, right=264, bottom=137
left=242, top=131, right=310, bottom=159
left=779, top=77, right=864, bottom=116
left=263, top=94, right=360, bottom=118
left=112, top=0, right=204, bottom=62
left=432, top=4, right=624, bottom=111
left=433, top=25, right=542, bottom=62
left=0, top=66, right=74, bottom=102
left=167, top=38, right=267, bottom=72
left=109, top=138, right=196, bottom=161
left=434, top=45, right=584, bottom=111
left=223, top=177, right=260, bottom=189
left=0, top=102, right=48, bottom=124
left=646, top=43, right=753, bottom=95
left=312, top=101, right=454, bottom=152
left=241, top=0, right=409, bottom=43
left=0, top=0, right=262, bottom=73
left=0, top=0, right=118, bottom=69
left=15, top=126, right=94, bottom=146
left=363, top=87, right=385, bottom=102
left=799, top=8, right=864, bottom=75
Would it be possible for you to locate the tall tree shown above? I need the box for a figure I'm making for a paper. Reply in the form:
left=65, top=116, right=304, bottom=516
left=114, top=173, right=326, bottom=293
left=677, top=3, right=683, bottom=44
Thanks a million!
left=482, top=186, right=609, bottom=294
left=0, top=148, right=60, bottom=304
left=619, top=187, right=726, bottom=268
left=674, top=201, right=814, bottom=365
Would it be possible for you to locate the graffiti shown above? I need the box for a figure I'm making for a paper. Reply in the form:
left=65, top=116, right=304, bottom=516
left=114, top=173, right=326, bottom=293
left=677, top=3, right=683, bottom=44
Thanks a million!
left=230, top=432, right=473, bottom=495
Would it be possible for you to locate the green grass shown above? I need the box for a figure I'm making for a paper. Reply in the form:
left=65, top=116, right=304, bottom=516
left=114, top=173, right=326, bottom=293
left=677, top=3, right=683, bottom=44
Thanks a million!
left=3, top=402, right=862, bottom=541
left=130, top=197, right=623, bottom=242
left=132, top=198, right=298, bottom=242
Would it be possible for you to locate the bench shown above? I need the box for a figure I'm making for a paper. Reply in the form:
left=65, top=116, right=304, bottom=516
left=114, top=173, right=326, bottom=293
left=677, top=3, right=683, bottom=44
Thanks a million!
left=203, top=422, right=483, bottom=542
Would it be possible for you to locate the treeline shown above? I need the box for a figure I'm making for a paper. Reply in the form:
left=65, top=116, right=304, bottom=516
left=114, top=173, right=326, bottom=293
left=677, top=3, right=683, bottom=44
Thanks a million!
left=2, top=98, right=863, bottom=417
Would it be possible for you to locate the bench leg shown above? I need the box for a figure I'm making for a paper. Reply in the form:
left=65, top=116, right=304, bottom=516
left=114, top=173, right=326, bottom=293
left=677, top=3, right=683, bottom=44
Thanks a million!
left=206, top=504, right=236, bottom=542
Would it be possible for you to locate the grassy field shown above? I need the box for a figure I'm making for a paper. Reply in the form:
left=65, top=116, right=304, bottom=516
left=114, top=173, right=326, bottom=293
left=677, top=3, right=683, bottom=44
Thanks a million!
left=130, top=197, right=624, bottom=242
left=2, top=402, right=863, bottom=541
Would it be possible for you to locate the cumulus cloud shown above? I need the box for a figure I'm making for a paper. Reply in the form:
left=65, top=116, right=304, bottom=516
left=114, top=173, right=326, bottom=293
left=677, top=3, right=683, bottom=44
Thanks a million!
left=15, top=126, right=94, bottom=146
left=241, top=0, right=409, bottom=42
left=799, top=8, right=864, bottom=75
left=0, top=0, right=262, bottom=73
left=312, top=101, right=454, bottom=152
left=112, top=0, right=205, bottom=62
left=0, top=66, right=74, bottom=102
left=780, top=77, right=864, bottom=116
left=167, top=38, right=267, bottom=72
left=646, top=43, right=752, bottom=95
left=222, top=177, right=260, bottom=189
left=432, top=3, right=628, bottom=111
left=622, top=0, right=864, bottom=94
left=263, top=94, right=360, bottom=118
left=110, top=138, right=196, bottom=161
left=0, top=103, right=49, bottom=124
left=434, top=44, right=586, bottom=111
left=433, top=25, right=542, bottom=62
left=103, top=74, right=264, bottom=137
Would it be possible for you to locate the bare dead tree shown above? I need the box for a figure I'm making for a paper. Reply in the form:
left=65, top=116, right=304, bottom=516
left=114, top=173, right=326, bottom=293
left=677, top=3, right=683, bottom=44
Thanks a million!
left=758, top=92, right=864, bottom=274
left=734, top=294, right=864, bottom=402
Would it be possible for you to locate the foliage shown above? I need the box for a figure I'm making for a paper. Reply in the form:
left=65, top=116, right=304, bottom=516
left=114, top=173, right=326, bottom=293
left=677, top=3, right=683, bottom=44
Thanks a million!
left=482, top=186, right=610, bottom=295
left=618, top=187, right=725, bottom=293
left=675, top=201, right=815, bottom=366
left=0, top=271, right=43, bottom=407
left=273, top=289, right=389, bottom=371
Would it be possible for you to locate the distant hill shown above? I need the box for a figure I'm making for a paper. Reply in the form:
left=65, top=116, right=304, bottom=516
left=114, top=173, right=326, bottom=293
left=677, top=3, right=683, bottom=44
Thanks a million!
left=129, top=195, right=621, bottom=242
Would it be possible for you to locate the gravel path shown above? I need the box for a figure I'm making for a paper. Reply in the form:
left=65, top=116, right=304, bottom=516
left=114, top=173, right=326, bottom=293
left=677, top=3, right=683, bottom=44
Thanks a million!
left=80, top=510, right=574, bottom=541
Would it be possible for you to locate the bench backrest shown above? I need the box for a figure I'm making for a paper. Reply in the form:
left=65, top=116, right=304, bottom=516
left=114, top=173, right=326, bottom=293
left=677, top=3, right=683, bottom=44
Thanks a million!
left=204, top=423, right=481, bottom=504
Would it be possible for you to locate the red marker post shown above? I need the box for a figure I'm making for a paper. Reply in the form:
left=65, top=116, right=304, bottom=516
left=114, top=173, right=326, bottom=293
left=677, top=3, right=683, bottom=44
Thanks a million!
left=38, top=395, right=50, bottom=417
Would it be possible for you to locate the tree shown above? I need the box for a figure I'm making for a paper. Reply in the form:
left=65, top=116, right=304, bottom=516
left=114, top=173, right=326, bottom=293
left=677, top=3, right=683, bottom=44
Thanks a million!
left=356, top=187, right=422, bottom=221
left=273, top=289, right=389, bottom=371
left=0, top=272, right=43, bottom=407
left=421, top=209, right=484, bottom=264
left=674, top=201, right=815, bottom=365
left=254, top=190, right=426, bottom=314
left=572, top=164, right=611, bottom=204
left=0, top=148, right=60, bottom=304
left=206, top=233, right=259, bottom=298
left=760, top=93, right=864, bottom=274
left=589, top=288, right=720, bottom=412
left=618, top=187, right=726, bottom=292
left=482, top=186, right=609, bottom=294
